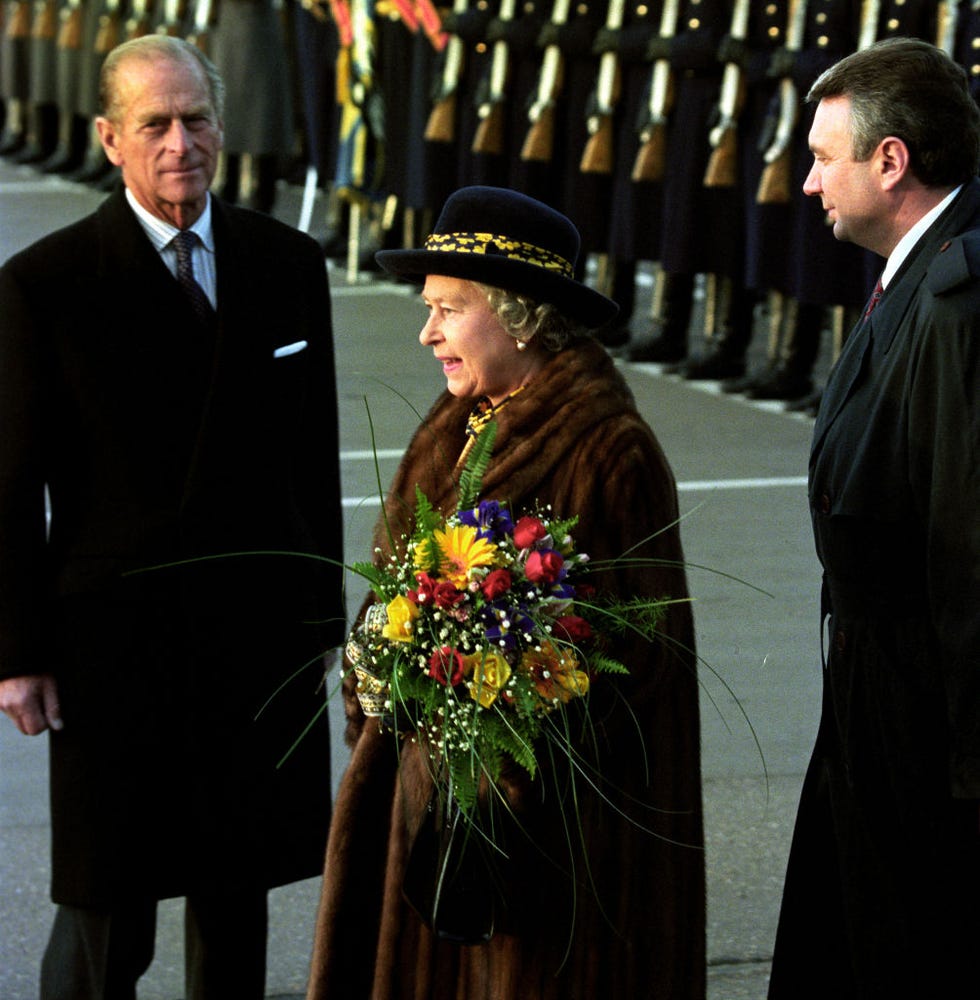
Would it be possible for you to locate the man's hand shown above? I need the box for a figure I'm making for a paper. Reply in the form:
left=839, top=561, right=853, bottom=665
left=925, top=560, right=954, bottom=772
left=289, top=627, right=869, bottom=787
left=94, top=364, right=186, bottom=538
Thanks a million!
left=0, top=675, right=63, bottom=735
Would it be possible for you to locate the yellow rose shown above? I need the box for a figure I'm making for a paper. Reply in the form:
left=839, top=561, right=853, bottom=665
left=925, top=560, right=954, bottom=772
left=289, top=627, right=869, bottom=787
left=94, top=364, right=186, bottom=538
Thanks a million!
left=464, top=651, right=512, bottom=708
left=381, top=595, right=420, bottom=643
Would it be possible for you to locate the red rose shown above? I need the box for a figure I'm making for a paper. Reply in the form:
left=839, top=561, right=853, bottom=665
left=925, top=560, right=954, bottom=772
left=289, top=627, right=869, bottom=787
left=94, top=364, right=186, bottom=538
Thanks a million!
left=513, top=516, right=547, bottom=549
left=554, top=615, right=593, bottom=643
left=524, top=549, right=564, bottom=585
left=481, top=568, right=513, bottom=600
left=409, top=571, right=438, bottom=604
left=428, top=646, right=466, bottom=686
left=433, top=580, right=466, bottom=609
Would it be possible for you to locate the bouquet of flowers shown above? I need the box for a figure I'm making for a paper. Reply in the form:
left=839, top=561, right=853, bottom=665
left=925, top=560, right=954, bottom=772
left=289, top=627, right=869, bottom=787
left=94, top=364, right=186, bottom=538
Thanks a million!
left=344, top=429, right=666, bottom=822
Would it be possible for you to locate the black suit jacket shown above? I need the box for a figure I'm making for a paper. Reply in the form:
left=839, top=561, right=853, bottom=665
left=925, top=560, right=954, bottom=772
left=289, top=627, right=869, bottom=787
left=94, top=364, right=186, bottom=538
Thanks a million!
left=0, top=187, right=345, bottom=905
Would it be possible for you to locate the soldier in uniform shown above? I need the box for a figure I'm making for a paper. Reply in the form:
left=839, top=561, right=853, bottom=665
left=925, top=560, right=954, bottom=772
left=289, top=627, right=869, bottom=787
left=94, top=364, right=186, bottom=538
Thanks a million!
left=38, top=0, right=99, bottom=174
left=0, top=0, right=33, bottom=156
left=729, top=0, right=866, bottom=406
left=291, top=0, right=341, bottom=190
left=491, top=0, right=549, bottom=193
left=67, top=0, right=128, bottom=185
left=627, top=0, right=747, bottom=370
left=9, top=0, right=60, bottom=165
left=592, top=0, right=663, bottom=349
left=211, top=0, right=295, bottom=213
left=516, top=0, right=609, bottom=262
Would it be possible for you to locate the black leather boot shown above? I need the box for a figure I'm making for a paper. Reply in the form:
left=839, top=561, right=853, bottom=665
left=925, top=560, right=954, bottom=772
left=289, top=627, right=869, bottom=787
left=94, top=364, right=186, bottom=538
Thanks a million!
left=0, top=97, right=29, bottom=157
left=746, top=301, right=825, bottom=401
left=11, top=102, right=59, bottom=165
left=596, top=257, right=636, bottom=348
left=626, top=270, right=695, bottom=363
left=39, top=113, right=89, bottom=174
left=682, top=276, right=756, bottom=380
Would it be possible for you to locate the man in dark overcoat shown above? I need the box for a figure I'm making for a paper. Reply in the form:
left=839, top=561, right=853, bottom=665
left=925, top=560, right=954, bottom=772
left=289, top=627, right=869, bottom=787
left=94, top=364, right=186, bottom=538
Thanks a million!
left=768, top=37, right=980, bottom=998
left=0, top=35, right=345, bottom=999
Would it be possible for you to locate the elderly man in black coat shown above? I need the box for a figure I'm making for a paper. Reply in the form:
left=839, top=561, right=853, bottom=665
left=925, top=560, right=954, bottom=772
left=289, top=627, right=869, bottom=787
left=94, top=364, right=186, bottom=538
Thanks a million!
left=0, top=35, right=345, bottom=1000
left=768, top=38, right=980, bottom=999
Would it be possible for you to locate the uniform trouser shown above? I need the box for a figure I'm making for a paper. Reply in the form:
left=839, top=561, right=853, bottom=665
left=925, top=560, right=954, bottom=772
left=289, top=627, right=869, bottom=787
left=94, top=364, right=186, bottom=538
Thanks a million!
left=39, top=887, right=268, bottom=1000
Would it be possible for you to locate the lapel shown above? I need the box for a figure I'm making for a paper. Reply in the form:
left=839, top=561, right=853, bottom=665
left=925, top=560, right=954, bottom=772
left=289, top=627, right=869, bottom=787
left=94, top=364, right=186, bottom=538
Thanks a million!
left=95, top=187, right=191, bottom=311
left=93, top=189, right=252, bottom=504
left=811, top=179, right=980, bottom=458
left=180, top=198, right=267, bottom=503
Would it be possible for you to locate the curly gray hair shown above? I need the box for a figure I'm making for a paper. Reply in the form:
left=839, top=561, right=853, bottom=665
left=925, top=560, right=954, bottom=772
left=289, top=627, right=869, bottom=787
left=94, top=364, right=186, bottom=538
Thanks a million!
left=476, top=283, right=589, bottom=353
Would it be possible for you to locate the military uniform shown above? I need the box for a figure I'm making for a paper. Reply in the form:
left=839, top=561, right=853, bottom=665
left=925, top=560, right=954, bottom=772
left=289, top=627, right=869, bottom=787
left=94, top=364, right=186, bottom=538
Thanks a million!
left=0, top=0, right=33, bottom=154
left=600, top=0, right=664, bottom=342
left=211, top=0, right=295, bottom=211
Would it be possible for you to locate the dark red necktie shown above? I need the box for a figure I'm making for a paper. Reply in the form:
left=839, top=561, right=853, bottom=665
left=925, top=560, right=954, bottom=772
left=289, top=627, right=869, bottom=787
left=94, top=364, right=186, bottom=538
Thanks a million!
left=864, top=277, right=883, bottom=319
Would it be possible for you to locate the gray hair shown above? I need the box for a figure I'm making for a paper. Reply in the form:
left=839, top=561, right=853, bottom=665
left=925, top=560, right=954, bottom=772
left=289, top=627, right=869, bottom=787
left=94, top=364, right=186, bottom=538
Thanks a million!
left=476, top=283, right=588, bottom=353
left=100, top=35, right=225, bottom=124
left=807, top=37, right=980, bottom=187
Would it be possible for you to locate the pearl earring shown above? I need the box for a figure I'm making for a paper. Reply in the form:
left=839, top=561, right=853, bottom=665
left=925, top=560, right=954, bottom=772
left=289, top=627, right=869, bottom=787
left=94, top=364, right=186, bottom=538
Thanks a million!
left=516, top=339, right=527, bottom=351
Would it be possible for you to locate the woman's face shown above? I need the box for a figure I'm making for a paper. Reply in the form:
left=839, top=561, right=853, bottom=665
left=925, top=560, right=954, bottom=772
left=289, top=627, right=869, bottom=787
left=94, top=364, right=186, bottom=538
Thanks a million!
left=419, top=275, right=544, bottom=405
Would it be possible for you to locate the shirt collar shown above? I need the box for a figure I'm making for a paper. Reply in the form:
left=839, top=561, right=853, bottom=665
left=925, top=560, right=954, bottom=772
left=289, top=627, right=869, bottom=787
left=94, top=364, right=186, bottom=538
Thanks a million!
left=882, top=185, right=961, bottom=289
left=124, top=187, right=215, bottom=254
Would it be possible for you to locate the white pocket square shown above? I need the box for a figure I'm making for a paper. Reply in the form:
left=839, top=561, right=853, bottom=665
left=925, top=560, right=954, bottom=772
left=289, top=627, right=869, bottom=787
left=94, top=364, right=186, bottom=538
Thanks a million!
left=273, top=340, right=308, bottom=358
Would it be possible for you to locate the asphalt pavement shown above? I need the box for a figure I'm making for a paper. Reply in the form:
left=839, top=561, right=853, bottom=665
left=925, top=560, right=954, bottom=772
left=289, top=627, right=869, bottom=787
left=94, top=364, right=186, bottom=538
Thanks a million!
left=0, top=162, right=833, bottom=999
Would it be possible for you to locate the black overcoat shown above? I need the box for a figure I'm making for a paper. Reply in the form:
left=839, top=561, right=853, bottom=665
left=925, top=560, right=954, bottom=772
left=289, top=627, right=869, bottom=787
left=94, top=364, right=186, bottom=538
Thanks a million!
left=0, top=187, right=345, bottom=907
left=769, top=180, right=980, bottom=997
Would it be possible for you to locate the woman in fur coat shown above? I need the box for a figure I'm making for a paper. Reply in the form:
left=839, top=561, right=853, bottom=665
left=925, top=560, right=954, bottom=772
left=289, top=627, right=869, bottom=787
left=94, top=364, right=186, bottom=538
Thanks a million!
left=307, top=187, right=705, bottom=999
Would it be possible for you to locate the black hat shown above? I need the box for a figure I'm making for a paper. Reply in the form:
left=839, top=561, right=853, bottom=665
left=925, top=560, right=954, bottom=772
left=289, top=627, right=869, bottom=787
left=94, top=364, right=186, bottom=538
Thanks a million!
left=375, top=186, right=618, bottom=329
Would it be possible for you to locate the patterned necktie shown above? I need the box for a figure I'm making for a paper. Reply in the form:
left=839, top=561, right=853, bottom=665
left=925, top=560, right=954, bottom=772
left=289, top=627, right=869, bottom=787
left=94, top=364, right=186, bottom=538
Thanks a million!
left=864, top=277, right=884, bottom=319
left=172, top=230, right=215, bottom=325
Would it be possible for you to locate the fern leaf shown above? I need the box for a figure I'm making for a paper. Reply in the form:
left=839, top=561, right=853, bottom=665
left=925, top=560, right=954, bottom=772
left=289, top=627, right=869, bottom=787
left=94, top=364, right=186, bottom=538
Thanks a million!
left=457, top=421, right=497, bottom=510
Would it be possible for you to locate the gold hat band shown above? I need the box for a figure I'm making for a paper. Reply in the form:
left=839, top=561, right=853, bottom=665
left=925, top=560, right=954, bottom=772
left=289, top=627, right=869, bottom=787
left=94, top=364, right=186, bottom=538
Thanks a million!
left=423, top=231, right=574, bottom=279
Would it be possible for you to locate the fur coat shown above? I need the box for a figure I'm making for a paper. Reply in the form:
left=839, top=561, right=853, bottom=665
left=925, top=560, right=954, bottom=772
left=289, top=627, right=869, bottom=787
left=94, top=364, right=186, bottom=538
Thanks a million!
left=307, top=339, right=705, bottom=999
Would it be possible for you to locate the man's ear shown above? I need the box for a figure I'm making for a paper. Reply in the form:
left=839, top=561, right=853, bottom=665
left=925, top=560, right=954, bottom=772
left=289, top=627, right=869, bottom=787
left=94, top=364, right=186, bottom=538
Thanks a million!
left=95, top=116, right=123, bottom=167
left=877, top=135, right=911, bottom=191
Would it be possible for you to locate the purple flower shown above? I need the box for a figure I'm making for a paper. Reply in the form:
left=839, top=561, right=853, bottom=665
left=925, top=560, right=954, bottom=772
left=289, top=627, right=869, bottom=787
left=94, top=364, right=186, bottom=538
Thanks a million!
left=480, top=600, right=535, bottom=650
left=457, top=500, right=515, bottom=541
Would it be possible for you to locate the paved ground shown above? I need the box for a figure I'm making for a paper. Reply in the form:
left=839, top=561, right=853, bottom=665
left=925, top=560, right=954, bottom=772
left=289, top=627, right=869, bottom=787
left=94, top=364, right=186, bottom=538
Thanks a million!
left=0, top=163, right=837, bottom=998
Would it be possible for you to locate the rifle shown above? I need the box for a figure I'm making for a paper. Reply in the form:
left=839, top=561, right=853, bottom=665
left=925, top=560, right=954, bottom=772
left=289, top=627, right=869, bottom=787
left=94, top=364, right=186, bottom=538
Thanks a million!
left=756, top=0, right=807, bottom=205
left=579, top=0, right=625, bottom=173
left=56, top=0, right=84, bottom=48
left=157, top=0, right=184, bottom=37
left=125, top=0, right=152, bottom=39
left=186, top=0, right=213, bottom=53
left=424, top=0, right=468, bottom=143
left=857, top=0, right=879, bottom=51
left=6, top=0, right=33, bottom=39
left=471, top=0, right=517, bottom=156
left=703, top=0, right=750, bottom=188
left=94, top=0, right=122, bottom=54
left=520, top=0, right=572, bottom=162
left=31, top=0, right=58, bottom=42
left=631, top=0, right=679, bottom=182
left=936, top=0, right=959, bottom=55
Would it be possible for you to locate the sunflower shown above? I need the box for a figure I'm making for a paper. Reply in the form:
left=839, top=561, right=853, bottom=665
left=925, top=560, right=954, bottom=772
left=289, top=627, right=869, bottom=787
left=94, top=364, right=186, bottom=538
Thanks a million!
left=434, top=523, right=497, bottom=587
